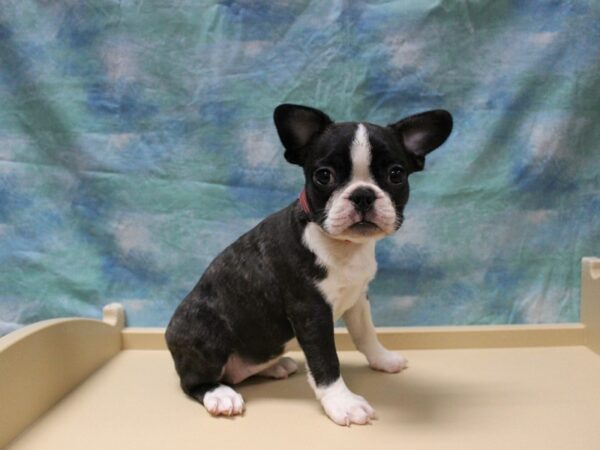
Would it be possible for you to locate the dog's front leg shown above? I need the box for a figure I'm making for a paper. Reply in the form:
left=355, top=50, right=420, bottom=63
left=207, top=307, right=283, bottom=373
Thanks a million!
left=289, top=298, right=376, bottom=426
left=343, top=295, right=408, bottom=373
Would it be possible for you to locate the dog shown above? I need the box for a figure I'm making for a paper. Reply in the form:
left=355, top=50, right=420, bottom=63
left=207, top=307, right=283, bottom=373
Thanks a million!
left=165, top=104, right=453, bottom=425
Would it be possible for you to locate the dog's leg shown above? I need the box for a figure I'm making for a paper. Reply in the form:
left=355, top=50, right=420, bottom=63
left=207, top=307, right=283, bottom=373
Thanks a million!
left=343, top=295, right=408, bottom=373
left=170, top=347, right=246, bottom=417
left=166, top=302, right=245, bottom=416
left=290, top=298, right=376, bottom=426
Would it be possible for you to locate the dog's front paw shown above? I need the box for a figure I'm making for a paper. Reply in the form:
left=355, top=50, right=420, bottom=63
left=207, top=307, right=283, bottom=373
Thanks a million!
left=368, top=350, right=408, bottom=373
left=321, top=390, right=376, bottom=426
left=203, top=385, right=245, bottom=416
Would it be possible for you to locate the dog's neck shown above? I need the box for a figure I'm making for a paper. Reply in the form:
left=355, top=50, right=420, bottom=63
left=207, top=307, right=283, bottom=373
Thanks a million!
left=302, top=222, right=377, bottom=267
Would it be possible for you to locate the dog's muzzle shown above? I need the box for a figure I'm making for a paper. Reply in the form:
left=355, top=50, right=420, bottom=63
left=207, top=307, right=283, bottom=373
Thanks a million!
left=349, top=187, right=376, bottom=214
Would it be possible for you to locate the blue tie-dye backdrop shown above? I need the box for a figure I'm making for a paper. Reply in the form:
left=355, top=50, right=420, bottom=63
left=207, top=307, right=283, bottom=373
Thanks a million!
left=1, top=1, right=599, bottom=334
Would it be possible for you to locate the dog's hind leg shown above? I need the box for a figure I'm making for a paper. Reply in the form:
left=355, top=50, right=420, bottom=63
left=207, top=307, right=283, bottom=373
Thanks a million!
left=170, top=347, right=245, bottom=416
left=166, top=301, right=245, bottom=416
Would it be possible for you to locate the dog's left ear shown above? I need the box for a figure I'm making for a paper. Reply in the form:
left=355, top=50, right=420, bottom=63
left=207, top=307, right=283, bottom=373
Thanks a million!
left=274, top=104, right=333, bottom=166
left=389, top=110, right=453, bottom=172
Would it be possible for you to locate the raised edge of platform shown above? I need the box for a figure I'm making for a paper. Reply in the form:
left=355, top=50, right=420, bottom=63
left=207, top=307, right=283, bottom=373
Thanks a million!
left=121, top=323, right=586, bottom=351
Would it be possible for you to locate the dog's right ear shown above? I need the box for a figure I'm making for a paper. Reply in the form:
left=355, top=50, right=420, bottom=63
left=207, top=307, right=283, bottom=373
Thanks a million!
left=274, top=104, right=333, bottom=166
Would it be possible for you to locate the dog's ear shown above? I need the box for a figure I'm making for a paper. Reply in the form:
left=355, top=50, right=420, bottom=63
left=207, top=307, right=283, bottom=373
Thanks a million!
left=274, top=104, right=333, bottom=165
left=388, top=110, right=453, bottom=172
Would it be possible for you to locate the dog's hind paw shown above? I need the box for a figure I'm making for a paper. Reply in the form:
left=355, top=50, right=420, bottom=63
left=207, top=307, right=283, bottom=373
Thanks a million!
left=203, top=385, right=245, bottom=416
left=258, top=356, right=298, bottom=379
left=368, top=350, right=408, bottom=373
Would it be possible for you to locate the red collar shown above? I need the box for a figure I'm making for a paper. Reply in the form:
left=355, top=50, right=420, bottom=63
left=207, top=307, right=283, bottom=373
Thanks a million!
left=299, top=189, right=311, bottom=215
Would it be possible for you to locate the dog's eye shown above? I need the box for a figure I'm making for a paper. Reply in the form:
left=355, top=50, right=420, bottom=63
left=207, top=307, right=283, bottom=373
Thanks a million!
left=313, top=168, right=334, bottom=186
left=388, top=166, right=405, bottom=184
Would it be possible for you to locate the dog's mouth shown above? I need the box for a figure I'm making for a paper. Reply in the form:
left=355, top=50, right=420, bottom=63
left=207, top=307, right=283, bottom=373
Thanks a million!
left=348, top=220, right=381, bottom=235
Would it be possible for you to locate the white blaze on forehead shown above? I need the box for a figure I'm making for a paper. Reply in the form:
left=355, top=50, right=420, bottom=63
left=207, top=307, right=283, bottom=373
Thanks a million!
left=350, top=124, right=372, bottom=181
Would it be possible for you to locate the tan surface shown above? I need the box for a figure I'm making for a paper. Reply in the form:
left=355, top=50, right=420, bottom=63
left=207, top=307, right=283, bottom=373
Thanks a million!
left=0, top=304, right=123, bottom=448
left=3, top=257, right=598, bottom=449
left=6, top=347, right=600, bottom=450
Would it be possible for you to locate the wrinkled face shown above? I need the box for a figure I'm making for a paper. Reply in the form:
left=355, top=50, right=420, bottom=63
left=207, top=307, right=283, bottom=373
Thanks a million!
left=274, top=104, right=453, bottom=243
left=305, top=122, right=414, bottom=242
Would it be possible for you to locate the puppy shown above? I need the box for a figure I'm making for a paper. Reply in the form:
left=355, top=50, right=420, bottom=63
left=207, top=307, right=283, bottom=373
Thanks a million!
left=166, top=104, right=452, bottom=425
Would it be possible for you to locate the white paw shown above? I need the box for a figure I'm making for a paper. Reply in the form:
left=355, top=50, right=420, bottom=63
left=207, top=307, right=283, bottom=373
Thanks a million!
left=321, top=389, right=376, bottom=426
left=203, top=385, right=245, bottom=416
left=258, top=356, right=298, bottom=379
left=368, top=350, right=408, bottom=373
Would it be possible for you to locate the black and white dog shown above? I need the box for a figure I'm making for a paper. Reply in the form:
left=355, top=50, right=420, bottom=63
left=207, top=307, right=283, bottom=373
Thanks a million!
left=166, top=104, right=452, bottom=426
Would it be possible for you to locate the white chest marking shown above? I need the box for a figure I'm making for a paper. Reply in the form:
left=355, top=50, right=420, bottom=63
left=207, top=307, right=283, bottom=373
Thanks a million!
left=303, top=223, right=377, bottom=320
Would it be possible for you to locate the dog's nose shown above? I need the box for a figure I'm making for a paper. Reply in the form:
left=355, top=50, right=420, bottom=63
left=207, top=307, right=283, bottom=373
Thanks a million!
left=349, top=187, right=376, bottom=213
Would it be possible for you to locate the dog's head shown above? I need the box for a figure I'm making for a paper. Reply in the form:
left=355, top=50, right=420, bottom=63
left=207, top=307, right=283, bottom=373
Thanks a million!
left=274, top=104, right=452, bottom=242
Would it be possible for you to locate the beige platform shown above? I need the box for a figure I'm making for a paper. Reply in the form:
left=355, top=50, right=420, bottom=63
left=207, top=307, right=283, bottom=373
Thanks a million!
left=1, top=258, right=600, bottom=450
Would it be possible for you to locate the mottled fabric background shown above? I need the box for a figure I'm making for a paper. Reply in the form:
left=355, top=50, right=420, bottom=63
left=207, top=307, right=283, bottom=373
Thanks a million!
left=1, top=1, right=599, bottom=334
